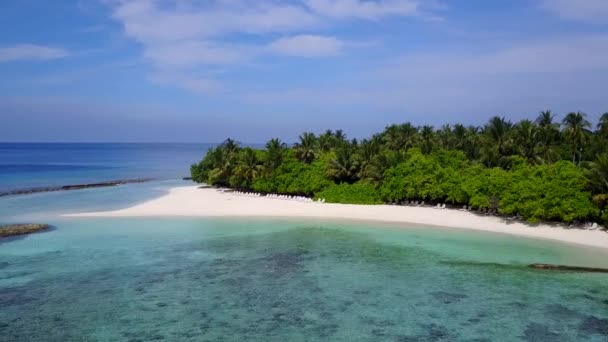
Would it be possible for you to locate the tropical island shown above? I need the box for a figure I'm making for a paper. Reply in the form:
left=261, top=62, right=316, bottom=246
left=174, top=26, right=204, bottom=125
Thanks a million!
left=191, top=111, right=608, bottom=227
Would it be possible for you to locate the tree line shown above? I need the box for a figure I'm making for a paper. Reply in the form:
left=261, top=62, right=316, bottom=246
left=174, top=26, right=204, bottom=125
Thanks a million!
left=191, top=111, right=608, bottom=225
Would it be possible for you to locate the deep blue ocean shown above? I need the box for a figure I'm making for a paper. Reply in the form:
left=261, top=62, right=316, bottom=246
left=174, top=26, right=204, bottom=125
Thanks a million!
left=0, top=143, right=213, bottom=192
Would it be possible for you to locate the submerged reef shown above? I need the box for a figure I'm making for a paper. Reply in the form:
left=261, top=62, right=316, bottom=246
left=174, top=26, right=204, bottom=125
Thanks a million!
left=0, top=224, right=49, bottom=238
left=0, top=178, right=154, bottom=197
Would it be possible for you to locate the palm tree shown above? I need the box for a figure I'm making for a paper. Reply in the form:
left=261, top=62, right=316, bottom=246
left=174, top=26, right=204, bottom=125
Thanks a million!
left=327, top=146, right=360, bottom=183
left=207, top=147, right=235, bottom=186
left=359, top=149, right=398, bottom=183
left=265, top=138, right=286, bottom=173
left=295, top=132, right=318, bottom=163
left=452, top=124, right=467, bottom=151
left=464, top=126, right=481, bottom=160
left=485, top=116, right=513, bottom=156
left=536, top=110, right=554, bottom=126
left=318, top=129, right=334, bottom=152
left=479, top=143, right=501, bottom=168
left=437, top=124, right=453, bottom=149
left=382, top=123, right=418, bottom=151
left=584, top=153, right=608, bottom=207
left=334, top=129, right=347, bottom=146
left=598, top=113, right=608, bottom=139
left=562, top=112, right=591, bottom=165
left=234, top=148, right=263, bottom=185
left=382, top=124, right=400, bottom=150
left=535, top=110, right=560, bottom=163
left=513, top=119, right=539, bottom=163
left=358, top=137, right=380, bottom=165
left=420, top=125, right=435, bottom=154
left=221, top=138, right=240, bottom=156
left=266, top=138, right=285, bottom=151
left=358, top=136, right=383, bottom=182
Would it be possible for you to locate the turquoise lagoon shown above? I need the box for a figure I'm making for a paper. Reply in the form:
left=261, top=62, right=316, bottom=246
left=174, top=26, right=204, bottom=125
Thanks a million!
left=1, top=180, right=608, bottom=341
left=1, top=140, right=607, bottom=341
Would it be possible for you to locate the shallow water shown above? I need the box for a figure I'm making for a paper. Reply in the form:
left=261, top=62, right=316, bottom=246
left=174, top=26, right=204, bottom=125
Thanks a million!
left=1, top=217, right=607, bottom=341
left=0, top=179, right=186, bottom=223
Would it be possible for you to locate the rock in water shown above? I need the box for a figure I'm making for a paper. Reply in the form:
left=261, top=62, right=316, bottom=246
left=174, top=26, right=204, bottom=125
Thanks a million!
left=0, top=224, right=50, bottom=238
left=0, top=178, right=154, bottom=197
left=529, top=263, right=608, bottom=273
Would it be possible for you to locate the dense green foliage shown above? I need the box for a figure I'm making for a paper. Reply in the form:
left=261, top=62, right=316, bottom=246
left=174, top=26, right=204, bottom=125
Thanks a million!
left=191, top=111, right=608, bottom=225
left=316, top=182, right=383, bottom=204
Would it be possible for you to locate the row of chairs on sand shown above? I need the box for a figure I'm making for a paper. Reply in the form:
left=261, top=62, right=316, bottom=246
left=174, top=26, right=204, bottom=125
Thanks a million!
left=391, top=201, right=471, bottom=211
left=231, top=191, right=325, bottom=203
left=232, top=191, right=262, bottom=197
left=390, top=200, right=435, bottom=207
left=228, top=191, right=503, bottom=213
left=266, top=193, right=325, bottom=203
left=225, top=190, right=509, bottom=215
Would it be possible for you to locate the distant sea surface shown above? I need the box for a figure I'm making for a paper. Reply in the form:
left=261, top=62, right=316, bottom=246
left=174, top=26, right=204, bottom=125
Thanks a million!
left=0, top=143, right=213, bottom=192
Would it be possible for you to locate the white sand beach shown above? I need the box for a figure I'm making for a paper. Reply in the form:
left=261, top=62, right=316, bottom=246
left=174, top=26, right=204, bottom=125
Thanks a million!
left=67, top=185, right=608, bottom=250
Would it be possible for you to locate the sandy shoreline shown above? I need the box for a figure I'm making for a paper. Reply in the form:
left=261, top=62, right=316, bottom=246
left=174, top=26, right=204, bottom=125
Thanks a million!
left=66, top=185, right=608, bottom=250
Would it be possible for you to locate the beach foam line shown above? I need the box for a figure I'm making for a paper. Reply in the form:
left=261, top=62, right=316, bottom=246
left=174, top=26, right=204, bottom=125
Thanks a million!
left=65, top=185, right=608, bottom=250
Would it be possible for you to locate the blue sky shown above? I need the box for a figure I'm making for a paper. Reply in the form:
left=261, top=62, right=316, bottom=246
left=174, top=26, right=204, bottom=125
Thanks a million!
left=1, top=0, right=607, bottom=142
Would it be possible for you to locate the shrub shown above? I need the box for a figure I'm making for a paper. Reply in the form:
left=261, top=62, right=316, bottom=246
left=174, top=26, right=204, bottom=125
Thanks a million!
left=316, top=182, right=383, bottom=204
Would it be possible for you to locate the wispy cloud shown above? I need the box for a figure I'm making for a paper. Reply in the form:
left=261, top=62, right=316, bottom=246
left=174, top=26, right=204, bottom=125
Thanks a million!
left=539, top=0, right=608, bottom=24
left=268, top=35, right=344, bottom=57
left=305, top=0, right=420, bottom=20
left=108, top=0, right=438, bottom=93
left=0, top=44, right=68, bottom=63
left=112, top=0, right=320, bottom=43
left=239, top=34, right=608, bottom=122
left=382, top=34, right=608, bottom=75
left=110, top=0, right=321, bottom=92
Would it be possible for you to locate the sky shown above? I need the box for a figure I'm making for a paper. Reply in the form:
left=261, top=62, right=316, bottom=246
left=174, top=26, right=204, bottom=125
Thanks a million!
left=1, top=0, right=607, bottom=143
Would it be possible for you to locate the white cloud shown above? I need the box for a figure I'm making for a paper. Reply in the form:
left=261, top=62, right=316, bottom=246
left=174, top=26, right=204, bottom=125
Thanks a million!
left=269, top=35, right=344, bottom=57
left=108, top=0, right=439, bottom=94
left=539, top=0, right=608, bottom=24
left=305, top=0, right=420, bottom=20
left=110, top=0, right=431, bottom=61
left=0, top=44, right=68, bottom=63
left=113, top=0, right=320, bottom=43
left=109, top=0, right=324, bottom=93
left=384, top=35, right=608, bottom=75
